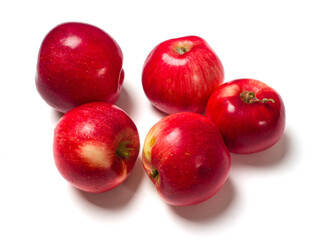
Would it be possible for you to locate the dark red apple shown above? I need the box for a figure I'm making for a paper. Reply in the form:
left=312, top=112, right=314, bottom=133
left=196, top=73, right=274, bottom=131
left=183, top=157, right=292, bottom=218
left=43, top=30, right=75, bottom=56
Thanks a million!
left=36, top=22, right=124, bottom=113
left=142, top=112, right=230, bottom=206
left=205, top=78, right=285, bottom=154
left=142, top=36, right=224, bottom=114
left=53, top=102, right=140, bottom=193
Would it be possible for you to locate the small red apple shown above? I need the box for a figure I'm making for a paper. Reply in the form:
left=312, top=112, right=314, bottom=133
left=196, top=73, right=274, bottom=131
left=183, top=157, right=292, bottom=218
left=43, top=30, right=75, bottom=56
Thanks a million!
left=205, top=78, right=285, bottom=154
left=142, top=112, right=230, bottom=206
left=36, top=22, right=124, bottom=113
left=53, top=102, right=140, bottom=193
left=142, top=36, right=224, bottom=114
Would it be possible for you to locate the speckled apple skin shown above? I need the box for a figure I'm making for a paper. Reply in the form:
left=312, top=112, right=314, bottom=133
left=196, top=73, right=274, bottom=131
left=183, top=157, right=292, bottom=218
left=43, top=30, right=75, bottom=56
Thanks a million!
left=142, top=36, right=224, bottom=114
left=54, top=102, right=140, bottom=193
left=142, top=112, right=230, bottom=206
left=36, top=22, right=124, bottom=113
left=206, top=79, right=285, bottom=154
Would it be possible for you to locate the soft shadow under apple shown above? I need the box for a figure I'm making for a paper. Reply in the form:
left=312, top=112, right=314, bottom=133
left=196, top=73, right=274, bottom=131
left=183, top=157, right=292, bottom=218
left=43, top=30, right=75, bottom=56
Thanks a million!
left=73, top=158, right=144, bottom=210
left=115, top=87, right=135, bottom=116
left=169, top=178, right=235, bottom=222
left=50, top=86, right=133, bottom=123
left=231, top=131, right=291, bottom=167
left=149, top=104, right=168, bottom=118
left=51, top=109, right=64, bottom=124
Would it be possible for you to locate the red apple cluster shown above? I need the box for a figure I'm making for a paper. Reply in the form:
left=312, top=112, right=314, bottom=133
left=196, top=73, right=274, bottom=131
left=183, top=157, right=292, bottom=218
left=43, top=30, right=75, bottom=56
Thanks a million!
left=36, top=22, right=285, bottom=207
left=142, top=35, right=285, bottom=206
left=36, top=22, right=140, bottom=193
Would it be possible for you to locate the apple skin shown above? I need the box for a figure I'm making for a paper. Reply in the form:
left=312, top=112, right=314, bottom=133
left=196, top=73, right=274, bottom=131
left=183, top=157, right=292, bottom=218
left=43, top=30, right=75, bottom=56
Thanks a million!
left=205, top=78, right=286, bottom=154
left=142, top=36, right=224, bottom=114
left=53, top=102, right=140, bottom=193
left=142, top=112, right=231, bottom=206
left=36, top=22, right=124, bottom=113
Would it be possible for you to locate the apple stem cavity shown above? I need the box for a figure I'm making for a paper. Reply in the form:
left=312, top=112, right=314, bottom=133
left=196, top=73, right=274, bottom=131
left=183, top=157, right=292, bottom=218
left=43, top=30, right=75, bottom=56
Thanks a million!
left=240, top=91, right=275, bottom=104
left=176, top=46, right=188, bottom=55
left=116, top=141, right=130, bottom=159
left=150, top=169, right=159, bottom=179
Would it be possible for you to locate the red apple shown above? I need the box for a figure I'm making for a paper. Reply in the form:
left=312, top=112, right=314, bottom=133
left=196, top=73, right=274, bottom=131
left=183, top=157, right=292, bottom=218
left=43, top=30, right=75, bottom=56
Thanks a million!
left=142, top=36, right=224, bottom=114
left=142, top=112, right=230, bottom=206
left=53, top=102, right=140, bottom=193
left=36, top=22, right=124, bottom=113
left=205, top=78, right=285, bottom=154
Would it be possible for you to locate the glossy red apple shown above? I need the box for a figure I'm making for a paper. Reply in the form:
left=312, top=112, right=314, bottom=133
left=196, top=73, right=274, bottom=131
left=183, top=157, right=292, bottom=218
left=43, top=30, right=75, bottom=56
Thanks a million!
left=36, top=22, right=124, bottom=113
left=142, top=112, right=230, bottom=206
left=205, top=78, right=285, bottom=154
left=142, top=36, right=224, bottom=114
left=53, top=102, right=140, bottom=193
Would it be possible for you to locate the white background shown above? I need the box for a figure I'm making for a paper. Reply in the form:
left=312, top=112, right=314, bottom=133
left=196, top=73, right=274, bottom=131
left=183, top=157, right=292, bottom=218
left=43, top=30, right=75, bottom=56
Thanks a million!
left=0, top=0, right=319, bottom=239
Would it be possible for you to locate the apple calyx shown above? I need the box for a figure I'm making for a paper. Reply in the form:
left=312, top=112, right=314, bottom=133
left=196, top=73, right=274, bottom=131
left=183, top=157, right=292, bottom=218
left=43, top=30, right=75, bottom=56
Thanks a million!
left=116, top=141, right=131, bottom=159
left=240, top=91, right=275, bottom=104
left=150, top=169, right=159, bottom=179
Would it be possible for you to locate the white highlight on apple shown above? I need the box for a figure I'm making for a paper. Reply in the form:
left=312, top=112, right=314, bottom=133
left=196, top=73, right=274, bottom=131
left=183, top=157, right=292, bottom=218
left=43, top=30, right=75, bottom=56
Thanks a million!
left=227, top=102, right=236, bottom=113
left=166, top=128, right=181, bottom=144
left=259, top=121, right=267, bottom=126
left=97, top=67, right=107, bottom=76
left=60, top=35, right=82, bottom=49
left=162, top=53, right=187, bottom=66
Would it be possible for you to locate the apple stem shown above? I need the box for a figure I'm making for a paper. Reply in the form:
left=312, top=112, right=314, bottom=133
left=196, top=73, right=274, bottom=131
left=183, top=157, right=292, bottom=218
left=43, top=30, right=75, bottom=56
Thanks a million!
left=240, top=91, right=275, bottom=104
left=150, top=169, right=159, bottom=179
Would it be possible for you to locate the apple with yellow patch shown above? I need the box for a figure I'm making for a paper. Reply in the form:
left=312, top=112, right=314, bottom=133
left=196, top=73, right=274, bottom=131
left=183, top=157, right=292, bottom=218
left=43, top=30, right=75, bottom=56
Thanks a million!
left=53, top=102, right=140, bottom=193
left=142, top=112, right=231, bottom=206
